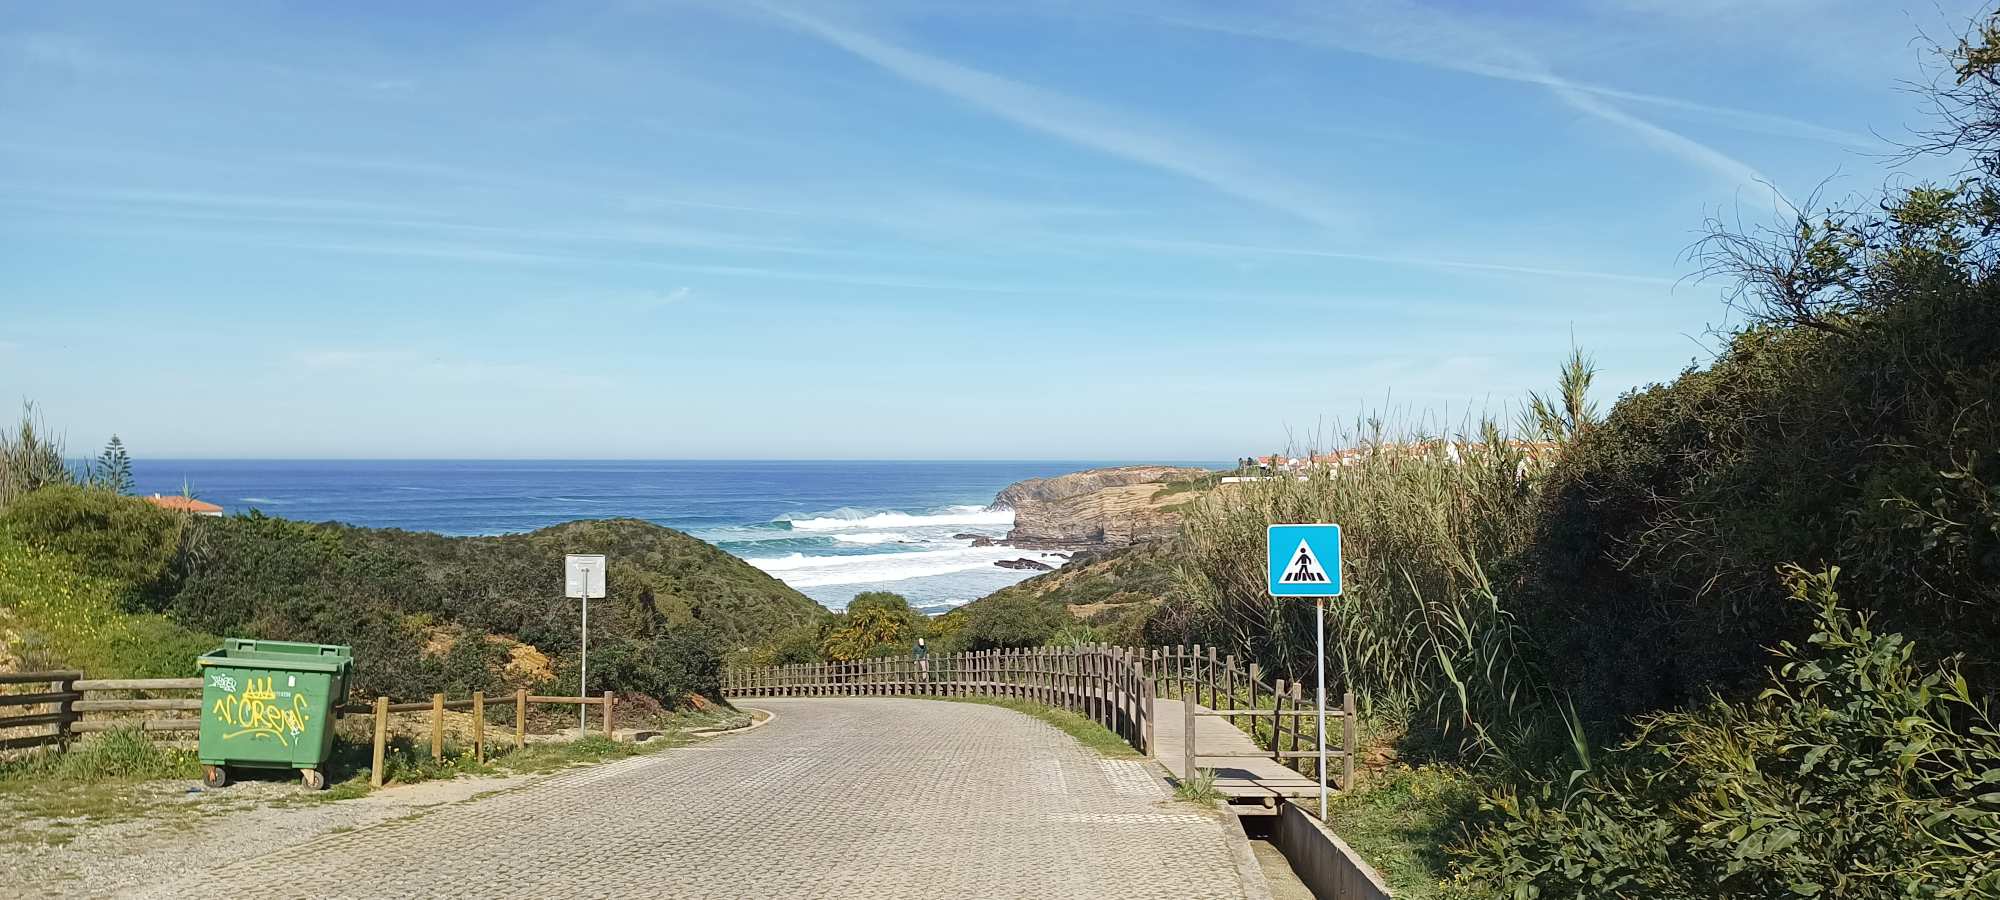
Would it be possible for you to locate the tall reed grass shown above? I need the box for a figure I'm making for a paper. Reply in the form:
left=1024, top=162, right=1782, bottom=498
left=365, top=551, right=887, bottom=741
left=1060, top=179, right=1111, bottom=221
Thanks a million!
left=1170, top=358, right=1598, bottom=771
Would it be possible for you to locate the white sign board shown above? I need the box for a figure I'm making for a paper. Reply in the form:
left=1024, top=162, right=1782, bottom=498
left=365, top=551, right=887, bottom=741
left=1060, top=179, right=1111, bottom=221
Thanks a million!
left=564, top=554, right=606, bottom=599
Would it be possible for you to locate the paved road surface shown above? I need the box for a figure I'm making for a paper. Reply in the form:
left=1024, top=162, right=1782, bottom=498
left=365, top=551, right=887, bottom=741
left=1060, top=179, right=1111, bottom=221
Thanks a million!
left=132, top=698, right=1256, bottom=899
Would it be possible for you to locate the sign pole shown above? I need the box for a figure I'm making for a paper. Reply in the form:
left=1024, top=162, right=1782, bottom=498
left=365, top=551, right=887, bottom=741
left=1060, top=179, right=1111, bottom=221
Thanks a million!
left=1316, top=594, right=1327, bottom=820
left=1267, top=523, right=1340, bottom=821
left=563, top=554, right=607, bottom=738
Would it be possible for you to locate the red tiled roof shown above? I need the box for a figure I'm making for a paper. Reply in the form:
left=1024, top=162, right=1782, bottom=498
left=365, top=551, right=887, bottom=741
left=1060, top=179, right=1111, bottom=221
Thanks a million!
left=144, top=494, right=223, bottom=514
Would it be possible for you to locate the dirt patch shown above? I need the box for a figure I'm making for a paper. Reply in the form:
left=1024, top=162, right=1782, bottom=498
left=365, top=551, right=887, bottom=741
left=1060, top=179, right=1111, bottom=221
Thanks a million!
left=0, top=768, right=536, bottom=899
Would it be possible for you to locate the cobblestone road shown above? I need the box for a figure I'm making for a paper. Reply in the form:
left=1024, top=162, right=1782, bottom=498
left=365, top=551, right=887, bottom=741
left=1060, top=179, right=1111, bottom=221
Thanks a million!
left=131, top=698, right=1254, bottom=899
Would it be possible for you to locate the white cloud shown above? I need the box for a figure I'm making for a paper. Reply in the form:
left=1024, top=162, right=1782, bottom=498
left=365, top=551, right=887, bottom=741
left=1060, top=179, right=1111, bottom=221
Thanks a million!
left=749, top=3, right=1351, bottom=230
left=1097, top=236, right=1678, bottom=286
left=1155, top=1, right=1795, bottom=208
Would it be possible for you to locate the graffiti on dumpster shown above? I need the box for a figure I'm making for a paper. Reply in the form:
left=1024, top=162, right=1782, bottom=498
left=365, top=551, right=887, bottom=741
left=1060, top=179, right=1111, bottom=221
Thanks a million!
left=210, top=675, right=310, bottom=746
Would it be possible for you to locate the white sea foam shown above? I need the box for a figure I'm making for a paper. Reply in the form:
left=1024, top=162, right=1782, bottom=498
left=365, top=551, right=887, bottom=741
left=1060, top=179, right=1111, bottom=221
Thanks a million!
left=784, top=505, right=1013, bottom=532
left=831, top=532, right=914, bottom=544
left=748, top=544, right=1064, bottom=588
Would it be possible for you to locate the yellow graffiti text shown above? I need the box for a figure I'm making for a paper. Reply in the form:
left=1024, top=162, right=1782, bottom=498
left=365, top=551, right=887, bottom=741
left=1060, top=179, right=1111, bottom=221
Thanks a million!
left=211, top=677, right=310, bottom=747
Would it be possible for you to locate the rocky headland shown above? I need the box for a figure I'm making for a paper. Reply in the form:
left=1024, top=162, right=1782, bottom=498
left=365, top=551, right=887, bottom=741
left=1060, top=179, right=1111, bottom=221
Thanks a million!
left=986, top=464, right=1214, bottom=552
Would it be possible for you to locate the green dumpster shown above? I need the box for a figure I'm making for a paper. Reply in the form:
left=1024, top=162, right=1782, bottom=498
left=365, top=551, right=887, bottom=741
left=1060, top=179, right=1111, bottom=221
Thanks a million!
left=196, top=638, right=353, bottom=789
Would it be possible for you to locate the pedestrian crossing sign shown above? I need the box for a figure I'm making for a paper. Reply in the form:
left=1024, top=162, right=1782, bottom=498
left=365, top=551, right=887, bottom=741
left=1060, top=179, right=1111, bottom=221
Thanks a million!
left=1267, top=524, right=1341, bottom=597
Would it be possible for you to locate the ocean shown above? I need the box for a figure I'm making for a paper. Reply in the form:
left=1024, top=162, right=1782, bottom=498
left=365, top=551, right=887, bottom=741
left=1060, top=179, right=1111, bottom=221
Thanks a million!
left=126, top=460, right=1221, bottom=610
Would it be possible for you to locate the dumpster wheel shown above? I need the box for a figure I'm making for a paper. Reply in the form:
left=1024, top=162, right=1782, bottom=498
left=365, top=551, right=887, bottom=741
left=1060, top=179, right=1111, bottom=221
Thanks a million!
left=300, top=768, right=326, bottom=790
left=202, top=765, right=229, bottom=789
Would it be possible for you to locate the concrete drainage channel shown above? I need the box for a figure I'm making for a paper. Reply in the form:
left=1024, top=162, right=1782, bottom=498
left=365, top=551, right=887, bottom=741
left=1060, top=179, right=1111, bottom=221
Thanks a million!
left=1228, top=800, right=1395, bottom=900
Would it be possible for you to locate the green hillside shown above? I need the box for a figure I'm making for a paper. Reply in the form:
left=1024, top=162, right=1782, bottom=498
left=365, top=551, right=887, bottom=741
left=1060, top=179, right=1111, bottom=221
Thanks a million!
left=0, top=484, right=822, bottom=704
left=936, top=542, right=1181, bottom=649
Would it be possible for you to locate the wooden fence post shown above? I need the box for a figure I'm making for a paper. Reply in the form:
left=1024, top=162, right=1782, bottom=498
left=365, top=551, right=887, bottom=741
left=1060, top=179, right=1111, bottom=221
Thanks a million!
left=1343, top=690, right=1357, bottom=791
left=1272, top=679, right=1288, bottom=761
left=515, top=689, right=527, bottom=750
left=370, top=696, right=388, bottom=788
left=472, top=691, right=485, bottom=764
left=430, top=692, right=444, bottom=762
left=603, top=690, right=614, bottom=738
left=1183, top=688, right=1197, bottom=782
left=1144, top=668, right=1156, bottom=757
left=1247, top=662, right=1261, bottom=748
left=1289, top=682, right=1305, bottom=773
left=1206, top=646, right=1219, bottom=710
left=55, top=673, right=77, bottom=746
left=1223, top=655, right=1237, bottom=729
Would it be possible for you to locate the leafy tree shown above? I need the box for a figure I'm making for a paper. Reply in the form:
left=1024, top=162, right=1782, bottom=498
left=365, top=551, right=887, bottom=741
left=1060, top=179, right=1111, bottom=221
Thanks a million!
left=820, top=604, right=913, bottom=661
left=90, top=435, right=133, bottom=494
left=951, top=591, right=1068, bottom=651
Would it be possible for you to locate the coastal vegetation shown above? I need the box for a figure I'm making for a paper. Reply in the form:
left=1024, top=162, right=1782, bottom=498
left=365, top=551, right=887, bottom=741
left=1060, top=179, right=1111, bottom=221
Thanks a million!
left=794, top=12, right=2000, bottom=895
left=0, top=435, right=823, bottom=707
left=1142, top=15, right=2000, bottom=896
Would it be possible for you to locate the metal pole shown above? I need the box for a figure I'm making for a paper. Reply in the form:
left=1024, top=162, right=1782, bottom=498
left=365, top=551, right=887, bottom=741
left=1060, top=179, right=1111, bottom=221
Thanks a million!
left=580, top=590, right=589, bottom=735
left=1317, top=595, right=1327, bottom=820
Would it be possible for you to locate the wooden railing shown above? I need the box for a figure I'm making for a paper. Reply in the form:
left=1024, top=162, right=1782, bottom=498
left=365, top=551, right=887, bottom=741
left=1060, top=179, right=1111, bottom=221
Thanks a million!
left=1, top=671, right=204, bottom=750
left=723, top=644, right=1157, bottom=755
left=2, top=671, right=624, bottom=790
left=724, top=643, right=1359, bottom=789
left=1151, top=644, right=1357, bottom=789
left=348, top=689, right=617, bottom=788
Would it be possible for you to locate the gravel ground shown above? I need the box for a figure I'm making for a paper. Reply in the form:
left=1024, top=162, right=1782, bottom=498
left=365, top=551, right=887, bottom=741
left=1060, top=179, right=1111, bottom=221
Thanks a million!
left=0, top=769, right=538, bottom=899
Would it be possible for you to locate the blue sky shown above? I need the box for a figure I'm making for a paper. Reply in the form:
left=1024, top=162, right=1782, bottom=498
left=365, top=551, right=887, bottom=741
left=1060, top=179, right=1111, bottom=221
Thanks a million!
left=0, top=0, right=1979, bottom=458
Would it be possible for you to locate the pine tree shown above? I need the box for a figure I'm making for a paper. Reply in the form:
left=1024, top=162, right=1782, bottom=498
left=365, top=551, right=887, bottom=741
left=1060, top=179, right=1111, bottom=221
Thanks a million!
left=92, top=434, right=133, bottom=494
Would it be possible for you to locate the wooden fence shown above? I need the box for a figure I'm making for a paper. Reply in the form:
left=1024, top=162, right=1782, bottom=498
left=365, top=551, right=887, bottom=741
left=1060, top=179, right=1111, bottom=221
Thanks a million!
left=1151, top=644, right=1357, bottom=789
left=723, top=642, right=1357, bottom=789
left=1, top=671, right=204, bottom=751
left=722, top=644, right=1156, bottom=755
left=2, top=671, right=623, bottom=789
left=354, top=689, right=617, bottom=787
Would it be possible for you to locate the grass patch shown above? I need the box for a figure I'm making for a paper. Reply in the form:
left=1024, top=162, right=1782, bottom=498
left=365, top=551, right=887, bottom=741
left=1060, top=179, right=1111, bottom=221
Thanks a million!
left=0, top=728, right=199, bottom=785
left=0, top=731, right=210, bottom=845
left=935, top=696, right=1139, bottom=758
left=0, top=533, right=216, bottom=677
left=1151, top=473, right=1222, bottom=501
left=1173, top=767, right=1223, bottom=806
left=1321, top=765, right=1482, bottom=900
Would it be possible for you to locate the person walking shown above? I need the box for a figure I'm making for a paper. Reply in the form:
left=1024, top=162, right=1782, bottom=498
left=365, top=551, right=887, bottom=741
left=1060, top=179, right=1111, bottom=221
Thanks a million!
left=914, top=636, right=929, bottom=681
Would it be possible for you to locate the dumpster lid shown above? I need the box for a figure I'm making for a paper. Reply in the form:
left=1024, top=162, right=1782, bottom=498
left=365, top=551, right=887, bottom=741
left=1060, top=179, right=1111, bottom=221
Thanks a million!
left=199, top=638, right=353, bottom=674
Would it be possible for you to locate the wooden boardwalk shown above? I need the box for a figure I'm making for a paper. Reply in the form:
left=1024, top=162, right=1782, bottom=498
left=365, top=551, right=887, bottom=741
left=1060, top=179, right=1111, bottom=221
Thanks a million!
left=1154, top=698, right=1323, bottom=801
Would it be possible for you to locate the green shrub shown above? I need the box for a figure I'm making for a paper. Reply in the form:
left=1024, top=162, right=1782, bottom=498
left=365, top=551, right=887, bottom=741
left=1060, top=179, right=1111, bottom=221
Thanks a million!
left=1449, top=568, right=2000, bottom=899
left=1, top=485, right=184, bottom=593
left=0, top=402, right=76, bottom=510
left=164, top=513, right=816, bottom=706
left=589, top=627, right=722, bottom=701
left=0, top=534, right=215, bottom=676
left=947, top=590, right=1069, bottom=650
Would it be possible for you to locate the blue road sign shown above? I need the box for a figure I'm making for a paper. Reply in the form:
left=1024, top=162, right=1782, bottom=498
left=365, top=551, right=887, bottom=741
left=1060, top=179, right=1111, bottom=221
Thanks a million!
left=1267, top=524, right=1342, bottom=597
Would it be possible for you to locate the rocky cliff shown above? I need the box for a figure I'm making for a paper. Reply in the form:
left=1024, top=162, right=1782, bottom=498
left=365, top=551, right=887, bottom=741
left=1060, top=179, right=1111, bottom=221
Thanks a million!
left=991, top=465, right=1215, bottom=549
left=989, top=465, right=1212, bottom=509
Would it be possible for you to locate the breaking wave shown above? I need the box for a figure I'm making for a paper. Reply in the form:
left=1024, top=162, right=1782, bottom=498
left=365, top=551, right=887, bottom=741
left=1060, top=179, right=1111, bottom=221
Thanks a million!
left=781, top=505, right=1012, bottom=532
